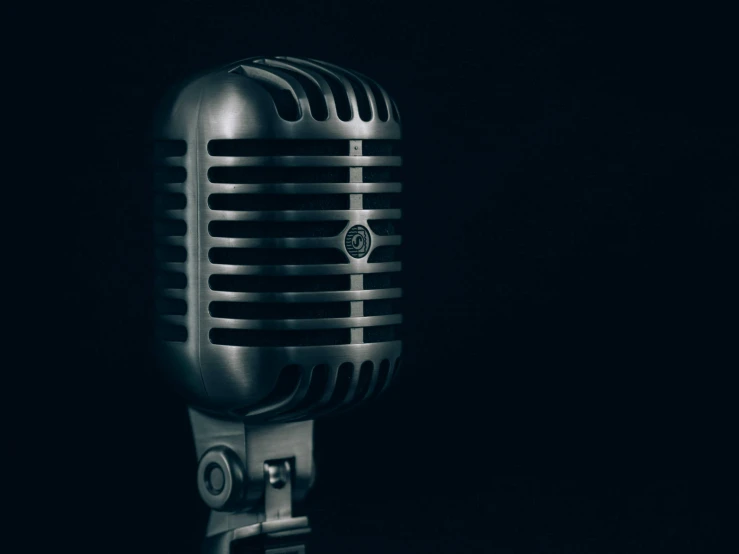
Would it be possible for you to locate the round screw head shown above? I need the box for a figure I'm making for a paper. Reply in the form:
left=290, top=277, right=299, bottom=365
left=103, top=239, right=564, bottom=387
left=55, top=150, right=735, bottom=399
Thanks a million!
left=205, top=463, right=225, bottom=495
left=196, top=446, right=244, bottom=511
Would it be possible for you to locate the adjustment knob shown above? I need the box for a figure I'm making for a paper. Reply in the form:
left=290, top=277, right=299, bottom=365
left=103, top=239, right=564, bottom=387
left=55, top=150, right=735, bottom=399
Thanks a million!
left=196, top=446, right=245, bottom=511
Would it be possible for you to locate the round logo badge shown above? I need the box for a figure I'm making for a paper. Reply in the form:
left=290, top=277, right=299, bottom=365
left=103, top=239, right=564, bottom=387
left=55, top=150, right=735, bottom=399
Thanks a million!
left=345, top=225, right=371, bottom=258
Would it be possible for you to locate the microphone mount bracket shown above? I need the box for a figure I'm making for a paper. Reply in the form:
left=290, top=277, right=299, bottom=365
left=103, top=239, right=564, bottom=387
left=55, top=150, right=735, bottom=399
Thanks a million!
left=189, top=408, right=314, bottom=553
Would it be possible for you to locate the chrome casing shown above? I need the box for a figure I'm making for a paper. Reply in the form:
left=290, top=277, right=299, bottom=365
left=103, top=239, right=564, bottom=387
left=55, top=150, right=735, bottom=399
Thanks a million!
left=152, top=57, right=402, bottom=420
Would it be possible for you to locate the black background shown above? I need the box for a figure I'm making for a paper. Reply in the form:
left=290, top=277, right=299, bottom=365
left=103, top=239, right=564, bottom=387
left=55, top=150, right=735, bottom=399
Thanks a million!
left=45, top=1, right=736, bottom=552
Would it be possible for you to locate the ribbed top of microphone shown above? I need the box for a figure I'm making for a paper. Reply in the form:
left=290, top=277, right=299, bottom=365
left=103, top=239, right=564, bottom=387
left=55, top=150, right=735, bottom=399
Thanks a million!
left=228, top=57, right=400, bottom=125
left=153, top=57, right=402, bottom=422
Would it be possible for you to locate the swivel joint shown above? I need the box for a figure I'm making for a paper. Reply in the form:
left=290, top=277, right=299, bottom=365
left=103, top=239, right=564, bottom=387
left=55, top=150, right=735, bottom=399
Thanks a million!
left=197, top=446, right=246, bottom=511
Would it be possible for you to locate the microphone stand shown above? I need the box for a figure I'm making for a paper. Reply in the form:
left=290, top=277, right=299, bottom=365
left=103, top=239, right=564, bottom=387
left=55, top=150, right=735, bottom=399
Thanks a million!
left=189, top=409, right=315, bottom=553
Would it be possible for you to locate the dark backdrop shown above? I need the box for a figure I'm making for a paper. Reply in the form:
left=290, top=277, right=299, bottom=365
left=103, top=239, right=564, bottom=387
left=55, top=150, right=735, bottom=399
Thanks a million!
left=49, top=1, right=736, bottom=552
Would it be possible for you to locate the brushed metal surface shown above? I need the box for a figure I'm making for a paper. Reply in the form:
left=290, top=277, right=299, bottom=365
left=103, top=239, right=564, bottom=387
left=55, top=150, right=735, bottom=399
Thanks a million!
left=153, top=57, right=402, bottom=420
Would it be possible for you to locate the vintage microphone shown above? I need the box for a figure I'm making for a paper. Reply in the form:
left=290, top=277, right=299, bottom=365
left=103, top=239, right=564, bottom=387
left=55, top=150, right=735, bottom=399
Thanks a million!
left=152, top=56, right=402, bottom=553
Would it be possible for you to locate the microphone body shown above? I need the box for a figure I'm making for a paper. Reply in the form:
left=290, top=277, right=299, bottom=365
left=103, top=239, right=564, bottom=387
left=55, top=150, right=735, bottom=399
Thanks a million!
left=152, top=57, right=402, bottom=553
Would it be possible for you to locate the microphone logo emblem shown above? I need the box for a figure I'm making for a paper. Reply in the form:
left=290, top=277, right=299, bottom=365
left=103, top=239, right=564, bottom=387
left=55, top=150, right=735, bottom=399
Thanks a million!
left=345, top=225, right=371, bottom=258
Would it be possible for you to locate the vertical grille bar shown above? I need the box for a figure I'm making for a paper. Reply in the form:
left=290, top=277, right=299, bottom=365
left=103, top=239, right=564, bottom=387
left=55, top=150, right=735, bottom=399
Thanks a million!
left=350, top=139, right=363, bottom=344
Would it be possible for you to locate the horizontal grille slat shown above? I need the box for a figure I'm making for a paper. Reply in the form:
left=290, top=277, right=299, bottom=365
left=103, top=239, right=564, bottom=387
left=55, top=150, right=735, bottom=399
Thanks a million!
left=208, top=236, right=342, bottom=249
left=209, top=248, right=348, bottom=265
left=207, top=182, right=402, bottom=194
left=208, top=166, right=350, bottom=183
left=209, top=209, right=400, bottom=221
left=210, top=301, right=351, bottom=319
left=209, top=194, right=349, bottom=211
left=208, top=289, right=402, bottom=302
left=209, top=140, right=347, bottom=156
left=213, top=315, right=401, bottom=330
left=208, top=156, right=401, bottom=167
left=210, top=274, right=351, bottom=292
left=210, top=328, right=351, bottom=347
left=207, top=139, right=401, bottom=157
left=369, top=235, right=402, bottom=248
left=209, top=237, right=342, bottom=249
left=209, top=221, right=348, bottom=238
left=205, top=262, right=401, bottom=275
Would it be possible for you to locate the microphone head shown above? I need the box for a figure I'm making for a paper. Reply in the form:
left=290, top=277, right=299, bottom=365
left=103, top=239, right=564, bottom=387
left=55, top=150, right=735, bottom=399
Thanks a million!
left=152, top=57, right=402, bottom=422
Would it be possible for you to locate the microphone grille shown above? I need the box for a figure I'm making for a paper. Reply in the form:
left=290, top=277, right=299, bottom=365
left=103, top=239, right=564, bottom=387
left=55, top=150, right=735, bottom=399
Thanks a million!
left=154, top=57, right=402, bottom=420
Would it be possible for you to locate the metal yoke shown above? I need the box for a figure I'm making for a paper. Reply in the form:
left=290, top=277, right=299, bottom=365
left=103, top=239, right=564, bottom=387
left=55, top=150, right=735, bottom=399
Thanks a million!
left=189, top=408, right=314, bottom=553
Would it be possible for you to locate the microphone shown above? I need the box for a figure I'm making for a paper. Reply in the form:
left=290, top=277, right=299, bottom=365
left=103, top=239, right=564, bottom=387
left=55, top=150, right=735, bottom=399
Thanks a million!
left=152, top=56, right=402, bottom=553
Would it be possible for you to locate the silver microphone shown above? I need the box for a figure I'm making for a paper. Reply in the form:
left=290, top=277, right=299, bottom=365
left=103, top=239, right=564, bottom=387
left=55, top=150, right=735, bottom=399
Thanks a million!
left=152, top=56, right=402, bottom=553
